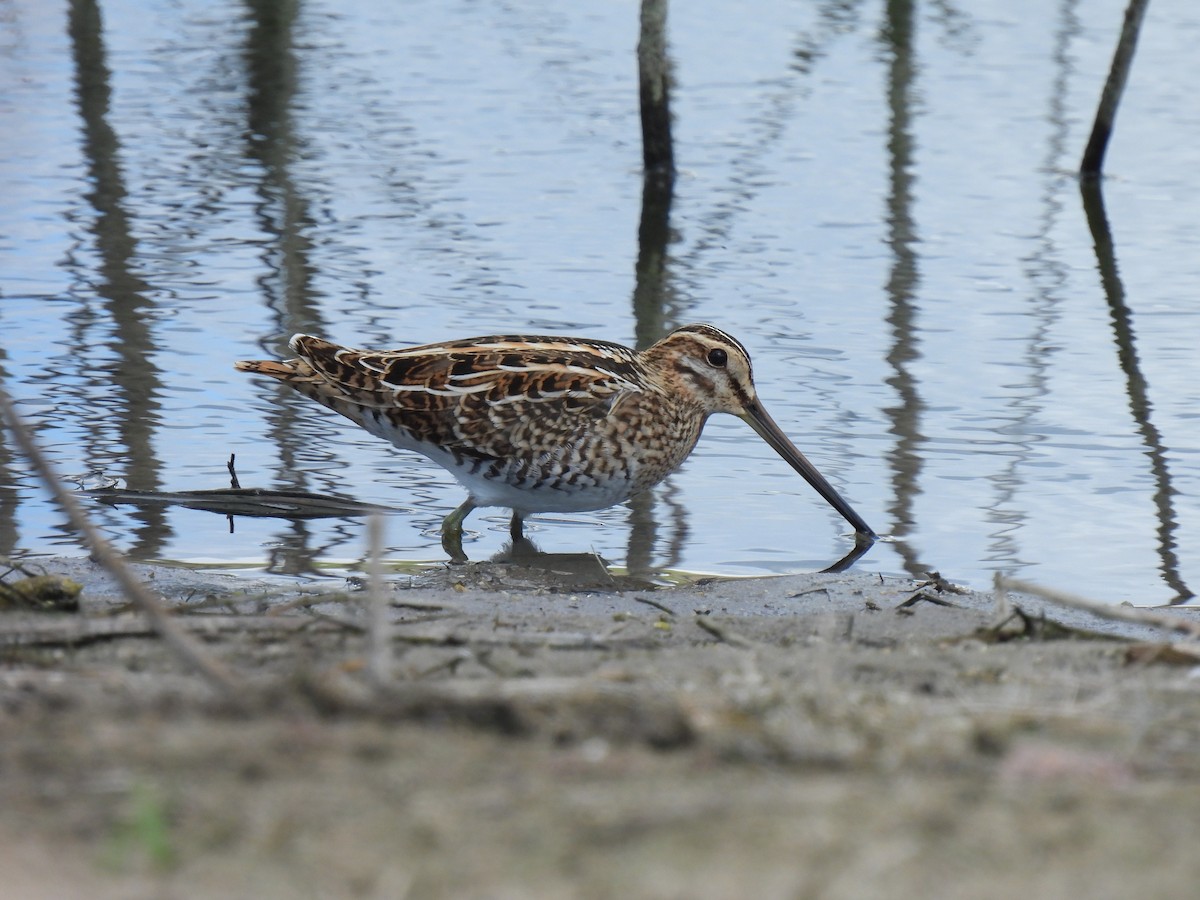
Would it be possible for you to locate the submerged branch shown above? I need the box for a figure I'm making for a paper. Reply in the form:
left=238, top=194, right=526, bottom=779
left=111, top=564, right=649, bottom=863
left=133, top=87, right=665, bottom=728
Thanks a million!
left=82, top=484, right=396, bottom=520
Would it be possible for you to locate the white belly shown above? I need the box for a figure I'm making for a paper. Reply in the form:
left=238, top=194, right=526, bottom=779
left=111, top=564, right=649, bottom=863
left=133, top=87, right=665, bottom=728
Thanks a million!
left=416, top=444, right=642, bottom=514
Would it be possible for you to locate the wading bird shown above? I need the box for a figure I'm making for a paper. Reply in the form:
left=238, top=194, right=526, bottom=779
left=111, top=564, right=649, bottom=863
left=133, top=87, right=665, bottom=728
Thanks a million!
left=236, top=324, right=875, bottom=559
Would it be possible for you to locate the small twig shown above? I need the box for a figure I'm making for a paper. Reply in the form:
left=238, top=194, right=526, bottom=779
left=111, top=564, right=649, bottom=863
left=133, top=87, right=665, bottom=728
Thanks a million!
left=0, top=388, right=246, bottom=706
left=412, top=649, right=474, bottom=680
left=366, top=513, right=392, bottom=688
left=266, top=590, right=357, bottom=616
left=790, top=586, right=831, bottom=599
left=983, top=605, right=1039, bottom=641
left=634, top=595, right=675, bottom=616
left=694, top=615, right=754, bottom=648
left=0, top=613, right=333, bottom=649
left=269, top=590, right=450, bottom=617
left=995, top=574, right=1200, bottom=640
left=993, top=574, right=1012, bottom=624
left=225, top=454, right=240, bottom=533
left=897, top=590, right=960, bottom=610
left=308, top=610, right=368, bottom=633
left=916, top=571, right=969, bottom=595
left=391, top=598, right=452, bottom=612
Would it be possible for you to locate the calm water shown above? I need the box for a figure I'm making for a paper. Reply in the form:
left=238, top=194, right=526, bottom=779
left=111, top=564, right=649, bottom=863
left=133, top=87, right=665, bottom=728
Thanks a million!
left=2, top=0, right=1198, bottom=603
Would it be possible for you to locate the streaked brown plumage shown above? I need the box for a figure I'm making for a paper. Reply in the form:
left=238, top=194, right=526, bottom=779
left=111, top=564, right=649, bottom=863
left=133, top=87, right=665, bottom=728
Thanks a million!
left=236, top=324, right=875, bottom=559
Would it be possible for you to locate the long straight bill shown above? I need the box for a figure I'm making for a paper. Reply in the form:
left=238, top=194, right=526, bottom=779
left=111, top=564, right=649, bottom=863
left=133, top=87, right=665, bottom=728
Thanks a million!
left=742, top=399, right=877, bottom=540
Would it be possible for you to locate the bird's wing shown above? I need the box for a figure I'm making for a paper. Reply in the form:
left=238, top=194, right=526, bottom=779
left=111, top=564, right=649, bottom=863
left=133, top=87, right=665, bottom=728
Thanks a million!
left=291, top=335, right=649, bottom=459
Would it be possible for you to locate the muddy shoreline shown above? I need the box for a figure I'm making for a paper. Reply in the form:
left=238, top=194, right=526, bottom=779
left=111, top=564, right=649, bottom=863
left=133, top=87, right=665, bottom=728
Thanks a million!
left=2, top=556, right=1199, bottom=897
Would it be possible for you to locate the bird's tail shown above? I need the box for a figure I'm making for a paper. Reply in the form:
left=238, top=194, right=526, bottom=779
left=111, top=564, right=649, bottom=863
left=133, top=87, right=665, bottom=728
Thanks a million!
left=233, top=358, right=308, bottom=380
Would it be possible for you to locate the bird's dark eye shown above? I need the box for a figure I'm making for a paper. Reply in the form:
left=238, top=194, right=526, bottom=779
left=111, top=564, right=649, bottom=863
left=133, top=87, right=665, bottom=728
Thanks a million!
left=706, top=348, right=728, bottom=368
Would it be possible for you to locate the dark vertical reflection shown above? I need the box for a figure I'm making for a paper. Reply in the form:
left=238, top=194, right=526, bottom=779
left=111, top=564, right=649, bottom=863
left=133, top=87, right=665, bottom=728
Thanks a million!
left=241, top=0, right=333, bottom=574
left=1081, top=182, right=1191, bottom=603
left=628, top=2, right=871, bottom=575
left=996, top=0, right=1074, bottom=579
left=624, top=0, right=681, bottom=575
left=879, top=0, right=927, bottom=577
left=243, top=0, right=322, bottom=338
left=632, top=178, right=674, bottom=352
left=67, top=0, right=168, bottom=554
left=1017, top=0, right=1187, bottom=603
left=626, top=103, right=680, bottom=575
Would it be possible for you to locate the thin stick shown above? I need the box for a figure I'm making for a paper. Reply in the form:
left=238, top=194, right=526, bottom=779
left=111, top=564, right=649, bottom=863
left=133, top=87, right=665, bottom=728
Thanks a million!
left=366, top=513, right=392, bottom=687
left=995, top=574, right=1200, bottom=639
left=0, top=387, right=246, bottom=705
left=634, top=595, right=675, bottom=616
left=694, top=615, right=754, bottom=648
left=638, top=0, right=674, bottom=181
left=1080, top=0, right=1150, bottom=177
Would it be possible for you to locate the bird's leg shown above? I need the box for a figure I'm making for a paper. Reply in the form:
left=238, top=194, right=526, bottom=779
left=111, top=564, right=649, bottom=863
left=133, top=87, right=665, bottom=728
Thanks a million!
left=509, top=511, right=525, bottom=541
left=441, top=499, right=476, bottom=562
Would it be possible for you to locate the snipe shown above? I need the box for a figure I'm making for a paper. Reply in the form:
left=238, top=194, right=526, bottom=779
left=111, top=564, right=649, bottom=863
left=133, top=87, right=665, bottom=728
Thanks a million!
left=236, top=324, right=875, bottom=559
